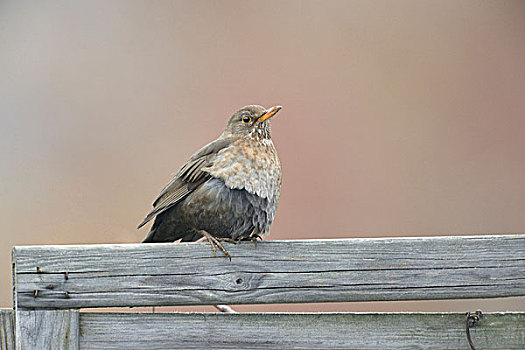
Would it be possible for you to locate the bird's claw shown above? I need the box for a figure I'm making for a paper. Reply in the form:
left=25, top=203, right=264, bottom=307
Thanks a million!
left=250, top=234, right=262, bottom=247
left=200, top=231, right=232, bottom=260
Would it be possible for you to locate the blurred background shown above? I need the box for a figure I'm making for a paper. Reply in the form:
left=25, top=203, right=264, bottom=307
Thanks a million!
left=1, top=0, right=524, bottom=312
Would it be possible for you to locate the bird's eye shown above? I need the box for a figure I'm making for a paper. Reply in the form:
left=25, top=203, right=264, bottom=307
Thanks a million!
left=242, top=115, right=252, bottom=124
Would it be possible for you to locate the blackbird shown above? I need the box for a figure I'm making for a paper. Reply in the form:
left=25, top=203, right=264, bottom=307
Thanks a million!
left=138, top=105, right=282, bottom=259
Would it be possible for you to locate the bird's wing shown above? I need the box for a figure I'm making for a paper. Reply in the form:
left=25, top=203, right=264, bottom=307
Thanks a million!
left=137, top=137, right=232, bottom=229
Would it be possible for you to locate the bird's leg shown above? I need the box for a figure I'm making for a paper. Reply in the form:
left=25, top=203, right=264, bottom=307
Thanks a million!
left=199, top=231, right=232, bottom=260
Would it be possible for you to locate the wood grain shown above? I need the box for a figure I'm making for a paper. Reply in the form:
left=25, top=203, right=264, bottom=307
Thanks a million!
left=13, top=235, right=525, bottom=309
left=15, top=310, right=78, bottom=350
left=3, top=309, right=524, bottom=349
left=78, top=312, right=525, bottom=349
left=0, top=309, right=15, bottom=350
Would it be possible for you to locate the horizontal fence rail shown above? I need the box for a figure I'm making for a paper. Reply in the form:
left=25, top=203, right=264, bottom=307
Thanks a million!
left=78, top=312, right=525, bottom=350
left=1, top=309, right=524, bottom=350
left=12, top=235, right=525, bottom=309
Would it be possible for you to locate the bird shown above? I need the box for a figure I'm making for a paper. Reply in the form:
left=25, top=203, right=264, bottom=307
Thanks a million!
left=138, top=105, right=282, bottom=259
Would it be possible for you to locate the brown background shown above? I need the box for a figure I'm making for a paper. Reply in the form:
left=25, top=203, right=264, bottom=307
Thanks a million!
left=1, top=1, right=524, bottom=312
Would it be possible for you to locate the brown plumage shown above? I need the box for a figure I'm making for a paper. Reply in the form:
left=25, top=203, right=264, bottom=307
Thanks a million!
left=138, top=105, right=282, bottom=258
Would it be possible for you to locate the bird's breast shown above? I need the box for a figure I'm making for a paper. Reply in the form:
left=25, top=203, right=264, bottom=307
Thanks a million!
left=204, top=138, right=281, bottom=200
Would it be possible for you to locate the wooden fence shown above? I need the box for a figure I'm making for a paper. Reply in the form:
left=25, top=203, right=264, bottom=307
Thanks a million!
left=2, top=234, right=524, bottom=349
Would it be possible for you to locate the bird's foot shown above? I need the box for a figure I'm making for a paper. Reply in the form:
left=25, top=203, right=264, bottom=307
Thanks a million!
left=216, top=237, right=238, bottom=244
left=199, top=231, right=232, bottom=260
left=249, top=234, right=262, bottom=247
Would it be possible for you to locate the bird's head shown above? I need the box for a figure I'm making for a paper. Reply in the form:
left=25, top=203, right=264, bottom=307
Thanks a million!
left=222, top=105, right=282, bottom=140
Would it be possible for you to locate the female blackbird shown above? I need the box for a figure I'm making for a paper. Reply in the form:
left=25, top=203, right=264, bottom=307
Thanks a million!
left=138, top=105, right=282, bottom=259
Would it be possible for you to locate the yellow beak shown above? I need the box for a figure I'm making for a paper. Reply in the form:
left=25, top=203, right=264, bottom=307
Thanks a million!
left=259, top=106, right=282, bottom=122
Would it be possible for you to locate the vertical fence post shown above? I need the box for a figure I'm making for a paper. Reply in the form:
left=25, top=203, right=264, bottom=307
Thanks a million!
left=15, top=310, right=79, bottom=350
left=1, top=309, right=15, bottom=350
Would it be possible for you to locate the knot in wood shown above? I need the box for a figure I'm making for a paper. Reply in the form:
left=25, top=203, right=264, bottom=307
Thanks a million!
left=230, top=273, right=258, bottom=291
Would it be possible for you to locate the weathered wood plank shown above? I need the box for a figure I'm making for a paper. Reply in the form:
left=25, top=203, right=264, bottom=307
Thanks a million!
left=1, top=309, right=15, bottom=350
left=78, top=312, right=525, bottom=349
left=15, top=310, right=79, bottom=350
left=13, top=235, right=525, bottom=309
